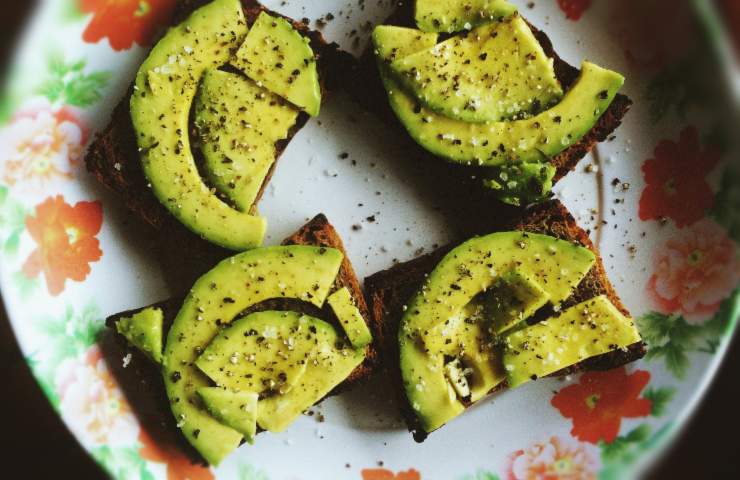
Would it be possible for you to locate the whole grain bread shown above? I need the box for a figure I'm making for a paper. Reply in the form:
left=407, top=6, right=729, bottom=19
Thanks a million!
left=344, top=1, right=632, bottom=184
left=364, top=200, right=646, bottom=441
left=100, top=213, right=376, bottom=463
left=85, top=0, right=355, bottom=291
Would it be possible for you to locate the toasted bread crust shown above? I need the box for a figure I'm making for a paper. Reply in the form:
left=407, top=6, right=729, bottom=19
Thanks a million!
left=102, top=214, right=376, bottom=463
left=85, top=0, right=354, bottom=290
left=364, top=200, right=646, bottom=441
left=344, top=2, right=632, bottom=184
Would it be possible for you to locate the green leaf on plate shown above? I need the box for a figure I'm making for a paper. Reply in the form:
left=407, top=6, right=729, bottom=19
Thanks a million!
left=11, top=271, right=39, bottom=299
left=643, top=386, right=676, bottom=417
left=35, top=302, right=104, bottom=364
left=3, top=229, right=21, bottom=255
left=37, top=54, right=112, bottom=108
left=63, top=71, right=112, bottom=107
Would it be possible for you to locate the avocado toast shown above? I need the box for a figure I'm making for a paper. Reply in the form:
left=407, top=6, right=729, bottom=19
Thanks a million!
left=345, top=0, right=632, bottom=206
left=365, top=200, right=646, bottom=441
left=85, top=0, right=354, bottom=288
left=104, top=213, right=377, bottom=465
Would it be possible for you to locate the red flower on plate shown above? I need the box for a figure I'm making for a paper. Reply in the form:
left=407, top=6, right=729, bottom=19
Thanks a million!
left=551, top=368, right=652, bottom=444
left=79, top=0, right=177, bottom=51
left=639, top=126, right=720, bottom=228
left=648, top=219, right=740, bottom=324
left=607, top=0, right=695, bottom=71
left=361, top=468, right=421, bottom=480
left=22, top=196, right=103, bottom=296
left=557, top=0, right=592, bottom=21
left=139, top=429, right=214, bottom=480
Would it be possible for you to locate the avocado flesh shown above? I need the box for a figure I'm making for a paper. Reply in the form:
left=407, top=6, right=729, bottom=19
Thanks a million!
left=381, top=59, right=624, bottom=166
left=327, top=287, right=373, bottom=348
left=415, top=0, right=518, bottom=33
left=162, top=245, right=343, bottom=465
left=399, top=232, right=595, bottom=432
left=115, top=307, right=164, bottom=364
left=255, top=315, right=365, bottom=433
left=482, top=160, right=557, bottom=207
left=233, top=12, right=321, bottom=117
left=483, top=270, right=551, bottom=334
left=390, top=15, right=563, bottom=123
left=196, top=310, right=313, bottom=395
left=197, top=388, right=258, bottom=444
left=196, top=310, right=363, bottom=433
left=130, top=0, right=267, bottom=251
left=372, top=26, right=439, bottom=65
left=194, top=69, right=299, bottom=212
left=503, top=295, right=642, bottom=388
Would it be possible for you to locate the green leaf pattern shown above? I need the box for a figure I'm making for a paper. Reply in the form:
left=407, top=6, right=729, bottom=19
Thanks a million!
left=638, top=288, right=740, bottom=378
left=37, top=53, right=111, bottom=108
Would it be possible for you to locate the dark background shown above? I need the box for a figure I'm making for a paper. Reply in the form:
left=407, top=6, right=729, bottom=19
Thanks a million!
left=1, top=1, right=739, bottom=478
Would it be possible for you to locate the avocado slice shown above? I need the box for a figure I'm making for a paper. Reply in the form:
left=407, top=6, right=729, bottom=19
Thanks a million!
left=481, top=160, right=557, bottom=207
left=502, top=296, right=642, bottom=388
left=130, top=0, right=269, bottom=251
left=326, top=287, right=373, bottom=348
left=399, top=232, right=595, bottom=433
left=195, top=310, right=315, bottom=396
left=482, top=270, right=550, bottom=334
left=197, top=388, right=258, bottom=444
left=415, top=0, right=518, bottom=33
left=389, top=15, right=563, bottom=123
left=195, top=309, right=363, bottom=434
left=379, top=49, right=624, bottom=167
left=373, top=26, right=439, bottom=64
left=233, top=12, right=321, bottom=117
left=198, top=310, right=363, bottom=434
left=115, top=307, right=164, bottom=364
left=194, top=69, right=299, bottom=212
left=162, top=245, right=343, bottom=465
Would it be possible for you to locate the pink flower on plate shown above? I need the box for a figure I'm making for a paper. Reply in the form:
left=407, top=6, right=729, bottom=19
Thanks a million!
left=55, top=345, right=139, bottom=448
left=648, top=219, right=740, bottom=324
left=0, top=98, right=87, bottom=187
left=506, top=436, right=601, bottom=480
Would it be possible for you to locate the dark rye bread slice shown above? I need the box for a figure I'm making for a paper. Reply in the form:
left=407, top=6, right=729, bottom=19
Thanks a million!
left=85, top=0, right=355, bottom=291
left=343, top=1, right=632, bottom=183
left=364, top=200, right=646, bottom=442
left=100, top=213, right=377, bottom=464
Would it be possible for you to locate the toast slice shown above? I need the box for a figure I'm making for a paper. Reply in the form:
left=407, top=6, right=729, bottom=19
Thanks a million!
left=344, top=1, right=632, bottom=185
left=364, top=200, right=646, bottom=441
left=100, top=213, right=376, bottom=463
left=85, top=0, right=355, bottom=291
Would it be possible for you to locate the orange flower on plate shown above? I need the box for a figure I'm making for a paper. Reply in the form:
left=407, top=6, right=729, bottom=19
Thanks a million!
left=638, top=127, right=720, bottom=228
left=648, top=219, right=740, bottom=324
left=139, top=429, right=214, bottom=480
left=22, top=195, right=103, bottom=296
left=361, top=468, right=421, bottom=480
left=79, top=0, right=177, bottom=51
left=506, top=436, right=600, bottom=480
left=0, top=98, right=86, bottom=187
left=557, top=0, right=592, bottom=21
left=607, top=0, right=695, bottom=71
left=551, top=368, right=652, bottom=444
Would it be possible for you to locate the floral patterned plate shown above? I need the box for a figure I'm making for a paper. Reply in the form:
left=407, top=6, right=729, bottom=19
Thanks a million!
left=1, top=1, right=738, bottom=479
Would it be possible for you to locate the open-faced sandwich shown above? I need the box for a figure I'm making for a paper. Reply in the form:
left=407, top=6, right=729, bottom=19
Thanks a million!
left=365, top=200, right=646, bottom=441
left=85, top=0, right=352, bottom=286
left=347, top=0, right=632, bottom=207
left=106, top=214, right=377, bottom=465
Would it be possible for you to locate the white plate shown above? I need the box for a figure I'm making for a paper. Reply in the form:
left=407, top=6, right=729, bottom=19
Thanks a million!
left=1, top=1, right=738, bottom=479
